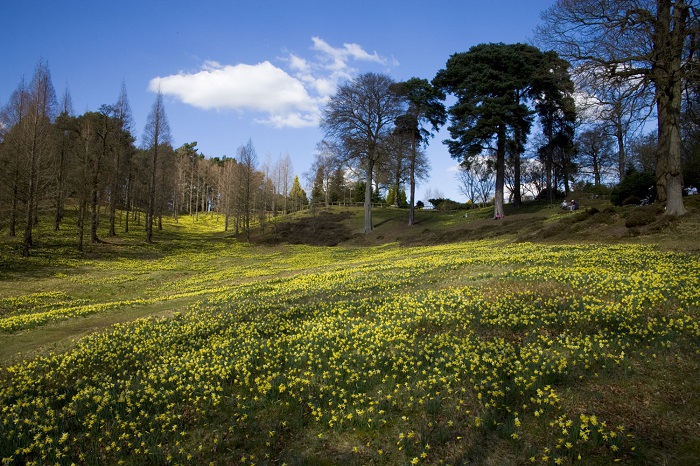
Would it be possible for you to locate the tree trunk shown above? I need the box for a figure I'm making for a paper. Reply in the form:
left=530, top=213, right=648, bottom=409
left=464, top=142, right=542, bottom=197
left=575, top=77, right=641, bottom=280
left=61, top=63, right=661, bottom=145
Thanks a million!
left=393, top=143, right=402, bottom=208
left=77, top=201, right=86, bottom=252
left=109, top=176, right=118, bottom=237
left=654, top=0, right=687, bottom=216
left=23, top=119, right=39, bottom=257
left=54, top=142, right=66, bottom=231
left=124, top=172, right=132, bottom=233
left=364, top=158, right=374, bottom=233
left=563, top=161, right=571, bottom=196
left=513, top=150, right=522, bottom=207
left=614, top=108, right=626, bottom=181
left=494, top=124, right=506, bottom=219
left=109, top=142, right=122, bottom=237
left=408, top=134, right=416, bottom=226
left=91, top=170, right=100, bottom=244
left=9, top=173, right=18, bottom=237
left=147, top=145, right=157, bottom=243
left=657, top=88, right=687, bottom=215
left=545, top=119, right=554, bottom=203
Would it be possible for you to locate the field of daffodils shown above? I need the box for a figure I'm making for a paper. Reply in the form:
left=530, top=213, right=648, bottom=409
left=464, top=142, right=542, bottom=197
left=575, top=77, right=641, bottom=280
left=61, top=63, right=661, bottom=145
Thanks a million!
left=1, top=238, right=699, bottom=465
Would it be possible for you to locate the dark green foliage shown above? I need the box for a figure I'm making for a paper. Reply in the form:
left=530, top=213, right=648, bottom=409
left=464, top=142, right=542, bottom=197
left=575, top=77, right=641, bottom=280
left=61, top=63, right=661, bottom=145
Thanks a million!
left=328, top=168, right=346, bottom=204
left=391, top=78, right=446, bottom=225
left=610, top=171, right=655, bottom=206
left=573, top=181, right=612, bottom=198
left=391, top=78, right=446, bottom=145
left=535, top=188, right=565, bottom=201
left=433, top=43, right=542, bottom=161
left=352, top=182, right=380, bottom=204
left=311, top=166, right=325, bottom=204
left=433, top=43, right=573, bottom=216
left=386, top=186, right=408, bottom=208
left=428, top=198, right=466, bottom=211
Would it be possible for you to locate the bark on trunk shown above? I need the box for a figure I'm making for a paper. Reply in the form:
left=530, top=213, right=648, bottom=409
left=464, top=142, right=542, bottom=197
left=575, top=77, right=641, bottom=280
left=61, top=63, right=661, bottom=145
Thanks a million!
left=408, top=134, right=416, bottom=226
left=364, top=158, right=374, bottom=233
left=654, top=0, right=687, bottom=216
left=494, top=124, right=506, bottom=219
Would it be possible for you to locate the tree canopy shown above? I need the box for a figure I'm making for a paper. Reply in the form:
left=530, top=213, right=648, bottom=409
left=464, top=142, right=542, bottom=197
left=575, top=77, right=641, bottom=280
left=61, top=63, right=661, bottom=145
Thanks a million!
left=433, top=43, right=572, bottom=217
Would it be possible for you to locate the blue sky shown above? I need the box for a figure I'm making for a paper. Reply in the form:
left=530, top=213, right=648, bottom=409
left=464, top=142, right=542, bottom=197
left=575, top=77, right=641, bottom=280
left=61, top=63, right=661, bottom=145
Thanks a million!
left=2, top=0, right=555, bottom=202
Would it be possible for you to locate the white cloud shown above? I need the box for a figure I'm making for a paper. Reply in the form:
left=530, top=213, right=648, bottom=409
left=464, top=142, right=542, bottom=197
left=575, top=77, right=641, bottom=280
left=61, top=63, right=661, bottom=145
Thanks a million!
left=288, top=54, right=310, bottom=73
left=150, top=37, right=395, bottom=129
left=311, top=37, right=387, bottom=70
left=150, top=61, right=317, bottom=119
left=256, top=112, right=319, bottom=129
left=309, top=37, right=392, bottom=85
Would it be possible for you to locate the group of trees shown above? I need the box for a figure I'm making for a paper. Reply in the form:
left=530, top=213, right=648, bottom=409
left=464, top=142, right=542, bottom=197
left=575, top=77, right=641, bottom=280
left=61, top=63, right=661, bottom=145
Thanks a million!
left=440, top=0, right=699, bottom=218
left=319, top=1, right=698, bottom=226
left=0, top=62, right=316, bottom=255
left=2, top=1, right=698, bottom=252
left=433, top=43, right=579, bottom=218
left=537, top=0, right=699, bottom=216
left=320, top=74, right=444, bottom=232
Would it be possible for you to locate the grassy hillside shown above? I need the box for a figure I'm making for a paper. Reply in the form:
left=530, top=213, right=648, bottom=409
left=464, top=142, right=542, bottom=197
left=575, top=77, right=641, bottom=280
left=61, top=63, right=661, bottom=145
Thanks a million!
left=256, top=195, right=700, bottom=252
left=0, top=199, right=699, bottom=465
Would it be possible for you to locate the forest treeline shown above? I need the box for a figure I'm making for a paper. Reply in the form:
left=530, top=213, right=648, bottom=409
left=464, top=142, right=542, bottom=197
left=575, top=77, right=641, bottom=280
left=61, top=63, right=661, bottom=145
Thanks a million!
left=0, top=64, right=326, bottom=255
left=0, top=62, right=434, bottom=255
left=2, top=1, right=699, bottom=255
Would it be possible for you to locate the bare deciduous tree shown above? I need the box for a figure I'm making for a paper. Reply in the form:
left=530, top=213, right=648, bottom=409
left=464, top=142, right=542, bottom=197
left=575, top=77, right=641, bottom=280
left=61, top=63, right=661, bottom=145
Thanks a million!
left=142, top=89, right=172, bottom=243
left=456, top=157, right=496, bottom=207
left=237, top=139, right=258, bottom=243
left=0, top=77, right=30, bottom=238
left=19, top=60, right=57, bottom=256
left=109, top=82, right=135, bottom=236
left=576, top=125, right=618, bottom=186
left=321, top=73, right=404, bottom=233
left=53, top=87, right=74, bottom=231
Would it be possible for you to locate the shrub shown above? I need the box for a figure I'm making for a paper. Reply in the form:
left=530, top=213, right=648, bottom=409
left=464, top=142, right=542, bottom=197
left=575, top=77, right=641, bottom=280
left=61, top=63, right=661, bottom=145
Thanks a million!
left=610, top=171, right=655, bottom=206
left=573, top=181, right=612, bottom=197
left=590, top=184, right=612, bottom=197
left=428, top=198, right=467, bottom=211
left=536, top=188, right=565, bottom=200
left=624, top=207, right=658, bottom=228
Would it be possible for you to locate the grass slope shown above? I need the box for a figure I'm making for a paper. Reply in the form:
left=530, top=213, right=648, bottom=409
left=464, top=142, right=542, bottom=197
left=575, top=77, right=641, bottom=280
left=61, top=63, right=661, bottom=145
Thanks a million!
left=0, top=199, right=699, bottom=466
left=255, top=195, right=700, bottom=252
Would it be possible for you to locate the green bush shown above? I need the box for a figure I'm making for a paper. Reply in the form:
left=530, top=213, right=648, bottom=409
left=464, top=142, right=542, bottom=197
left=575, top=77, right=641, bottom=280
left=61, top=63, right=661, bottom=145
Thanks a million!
left=573, top=181, right=612, bottom=197
left=428, top=198, right=468, bottom=211
left=610, top=171, right=655, bottom=206
left=624, top=207, right=659, bottom=228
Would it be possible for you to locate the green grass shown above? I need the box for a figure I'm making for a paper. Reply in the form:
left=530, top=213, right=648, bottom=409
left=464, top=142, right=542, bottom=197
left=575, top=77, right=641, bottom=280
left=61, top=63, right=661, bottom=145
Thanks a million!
left=0, top=204, right=699, bottom=465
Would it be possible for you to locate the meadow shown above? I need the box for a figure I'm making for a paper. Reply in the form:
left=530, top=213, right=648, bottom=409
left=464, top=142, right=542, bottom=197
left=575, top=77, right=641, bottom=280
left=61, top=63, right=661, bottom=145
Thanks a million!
left=0, top=209, right=699, bottom=465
